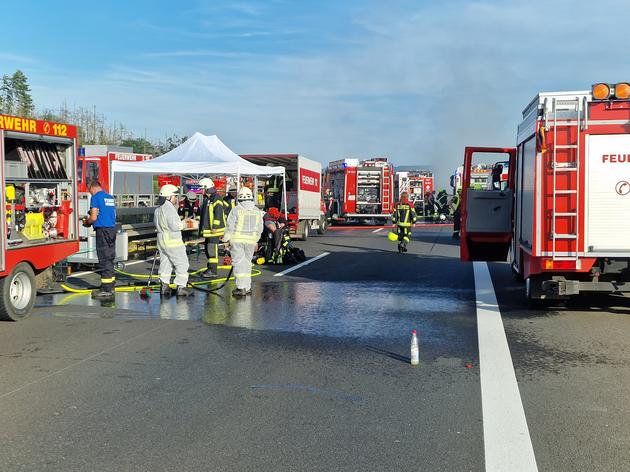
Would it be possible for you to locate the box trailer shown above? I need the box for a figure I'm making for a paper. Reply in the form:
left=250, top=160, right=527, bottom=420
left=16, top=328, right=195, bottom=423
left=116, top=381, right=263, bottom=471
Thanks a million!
left=0, top=113, right=79, bottom=320
left=240, top=154, right=326, bottom=240
left=461, top=83, right=630, bottom=300
left=325, top=157, right=394, bottom=224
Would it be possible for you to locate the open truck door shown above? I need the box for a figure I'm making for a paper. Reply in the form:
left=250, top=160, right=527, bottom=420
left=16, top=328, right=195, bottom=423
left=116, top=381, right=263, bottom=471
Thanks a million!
left=460, top=146, right=516, bottom=261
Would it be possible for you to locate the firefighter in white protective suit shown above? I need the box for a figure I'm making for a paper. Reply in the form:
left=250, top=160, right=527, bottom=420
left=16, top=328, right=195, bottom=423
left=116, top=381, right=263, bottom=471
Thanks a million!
left=154, top=184, right=194, bottom=297
left=223, top=187, right=264, bottom=298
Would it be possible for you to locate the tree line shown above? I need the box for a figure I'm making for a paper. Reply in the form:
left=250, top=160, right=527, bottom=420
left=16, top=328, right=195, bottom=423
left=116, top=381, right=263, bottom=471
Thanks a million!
left=0, top=69, right=186, bottom=155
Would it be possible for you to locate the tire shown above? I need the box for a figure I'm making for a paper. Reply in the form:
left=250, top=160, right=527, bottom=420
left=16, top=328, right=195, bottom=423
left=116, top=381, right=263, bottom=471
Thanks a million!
left=0, top=262, right=36, bottom=321
left=316, top=217, right=327, bottom=235
left=525, top=274, right=547, bottom=308
left=302, top=222, right=309, bottom=241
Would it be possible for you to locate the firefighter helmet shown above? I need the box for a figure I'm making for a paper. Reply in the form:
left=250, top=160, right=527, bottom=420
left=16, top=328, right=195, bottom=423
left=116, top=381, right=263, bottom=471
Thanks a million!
left=159, top=184, right=179, bottom=197
left=238, top=187, right=253, bottom=201
left=387, top=231, right=398, bottom=242
left=186, top=191, right=198, bottom=201
left=198, top=178, right=215, bottom=189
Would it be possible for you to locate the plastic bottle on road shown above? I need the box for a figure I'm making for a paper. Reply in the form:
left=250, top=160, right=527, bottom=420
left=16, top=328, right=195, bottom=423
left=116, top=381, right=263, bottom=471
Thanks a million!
left=410, top=329, right=419, bottom=366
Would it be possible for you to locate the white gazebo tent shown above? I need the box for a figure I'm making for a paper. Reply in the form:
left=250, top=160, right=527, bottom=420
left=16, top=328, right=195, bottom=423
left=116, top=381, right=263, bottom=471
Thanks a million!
left=110, top=132, right=287, bottom=211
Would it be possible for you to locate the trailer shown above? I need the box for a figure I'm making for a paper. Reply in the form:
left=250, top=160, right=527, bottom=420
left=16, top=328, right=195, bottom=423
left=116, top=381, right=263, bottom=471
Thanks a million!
left=240, top=154, right=326, bottom=240
left=325, top=157, right=394, bottom=225
left=461, top=83, right=630, bottom=300
left=0, top=113, right=79, bottom=320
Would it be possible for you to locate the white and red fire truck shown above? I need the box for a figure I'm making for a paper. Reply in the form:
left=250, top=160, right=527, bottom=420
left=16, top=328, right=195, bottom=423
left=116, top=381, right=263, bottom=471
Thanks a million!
left=0, top=113, right=79, bottom=320
left=325, top=157, right=394, bottom=224
left=77, top=145, right=154, bottom=206
left=240, top=154, right=326, bottom=240
left=394, top=168, right=434, bottom=213
left=461, top=83, right=630, bottom=300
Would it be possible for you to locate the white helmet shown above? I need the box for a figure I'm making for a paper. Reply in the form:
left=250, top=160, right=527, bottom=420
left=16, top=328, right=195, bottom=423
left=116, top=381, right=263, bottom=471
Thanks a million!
left=238, top=187, right=253, bottom=201
left=198, top=178, right=215, bottom=189
left=186, top=190, right=198, bottom=201
left=159, top=184, right=179, bottom=197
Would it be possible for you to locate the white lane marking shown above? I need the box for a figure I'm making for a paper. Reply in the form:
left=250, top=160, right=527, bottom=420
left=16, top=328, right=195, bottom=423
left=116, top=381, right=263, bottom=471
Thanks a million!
left=68, top=270, right=94, bottom=278
left=372, top=228, right=384, bottom=233
left=474, top=261, right=538, bottom=472
left=274, top=252, right=331, bottom=277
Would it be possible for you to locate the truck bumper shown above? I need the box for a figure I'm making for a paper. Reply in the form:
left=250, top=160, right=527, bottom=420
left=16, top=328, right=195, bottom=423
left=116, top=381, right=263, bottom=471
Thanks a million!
left=542, top=277, right=630, bottom=296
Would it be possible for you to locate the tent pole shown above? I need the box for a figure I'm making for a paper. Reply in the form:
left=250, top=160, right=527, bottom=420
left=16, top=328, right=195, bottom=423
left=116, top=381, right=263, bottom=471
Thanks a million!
left=236, top=169, right=240, bottom=201
left=282, top=170, right=288, bottom=219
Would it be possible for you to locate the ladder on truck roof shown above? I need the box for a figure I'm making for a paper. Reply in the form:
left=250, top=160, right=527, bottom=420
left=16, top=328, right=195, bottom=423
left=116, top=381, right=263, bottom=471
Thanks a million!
left=545, top=96, right=587, bottom=263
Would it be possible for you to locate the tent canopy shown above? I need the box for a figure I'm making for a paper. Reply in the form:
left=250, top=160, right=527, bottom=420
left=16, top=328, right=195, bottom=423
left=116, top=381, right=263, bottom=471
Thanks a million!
left=110, top=132, right=285, bottom=177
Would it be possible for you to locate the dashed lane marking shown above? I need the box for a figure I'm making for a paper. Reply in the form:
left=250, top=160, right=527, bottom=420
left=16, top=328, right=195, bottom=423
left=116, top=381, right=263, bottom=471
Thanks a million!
left=372, top=228, right=384, bottom=233
left=474, top=261, right=538, bottom=472
left=274, top=252, right=331, bottom=277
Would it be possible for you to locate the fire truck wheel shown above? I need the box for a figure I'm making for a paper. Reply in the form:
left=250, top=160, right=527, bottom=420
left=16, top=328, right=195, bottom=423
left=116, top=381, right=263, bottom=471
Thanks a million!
left=301, top=222, right=309, bottom=241
left=525, top=274, right=547, bottom=306
left=0, top=262, right=36, bottom=321
left=317, top=216, right=327, bottom=235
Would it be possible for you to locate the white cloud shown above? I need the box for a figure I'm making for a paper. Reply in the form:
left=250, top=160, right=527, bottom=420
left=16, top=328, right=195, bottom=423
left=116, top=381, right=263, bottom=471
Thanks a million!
left=28, top=0, right=630, bottom=187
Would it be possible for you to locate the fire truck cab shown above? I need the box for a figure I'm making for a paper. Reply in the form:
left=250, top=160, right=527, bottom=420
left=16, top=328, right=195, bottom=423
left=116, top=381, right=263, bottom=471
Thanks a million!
left=461, top=84, right=630, bottom=300
left=0, top=114, right=79, bottom=320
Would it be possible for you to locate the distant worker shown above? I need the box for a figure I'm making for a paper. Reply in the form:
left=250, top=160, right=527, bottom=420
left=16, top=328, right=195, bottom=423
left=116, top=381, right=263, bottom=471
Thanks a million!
left=223, top=185, right=238, bottom=215
left=178, top=191, right=198, bottom=219
left=391, top=192, right=417, bottom=253
left=198, top=178, right=226, bottom=279
left=82, top=180, right=117, bottom=299
left=154, top=184, right=193, bottom=297
left=223, top=187, right=264, bottom=297
left=435, top=189, right=449, bottom=221
left=265, top=171, right=282, bottom=210
left=451, top=189, right=462, bottom=239
left=263, top=207, right=290, bottom=263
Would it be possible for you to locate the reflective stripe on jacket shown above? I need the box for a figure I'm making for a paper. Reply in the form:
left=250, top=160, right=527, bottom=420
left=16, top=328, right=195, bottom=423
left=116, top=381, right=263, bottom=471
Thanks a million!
left=392, top=203, right=417, bottom=228
left=200, top=195, right=227, bottom=238
left=155, top=200, right=185, bottom=248
left=224, top=201, right=264, bottom=244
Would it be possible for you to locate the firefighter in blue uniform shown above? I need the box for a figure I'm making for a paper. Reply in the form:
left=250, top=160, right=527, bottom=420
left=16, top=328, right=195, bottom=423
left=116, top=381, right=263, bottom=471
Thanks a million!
left=82, top=180, right=117, bottom=299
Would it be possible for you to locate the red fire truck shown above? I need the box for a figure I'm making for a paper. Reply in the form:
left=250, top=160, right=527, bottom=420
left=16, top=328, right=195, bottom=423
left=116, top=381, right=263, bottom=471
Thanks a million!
left=0, top=113, right=79, bottom=320
left=461, top=83, right=630, bottom=301
left=77, top=145, right=154, bottom=206
left=325, top=157, right=394, bottom=224
left=395, top=168, right=434, bottom=214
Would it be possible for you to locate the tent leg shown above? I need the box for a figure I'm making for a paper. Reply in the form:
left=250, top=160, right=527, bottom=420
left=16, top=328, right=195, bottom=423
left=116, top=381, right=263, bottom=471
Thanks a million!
left=282, top=170, right=288, bottom=219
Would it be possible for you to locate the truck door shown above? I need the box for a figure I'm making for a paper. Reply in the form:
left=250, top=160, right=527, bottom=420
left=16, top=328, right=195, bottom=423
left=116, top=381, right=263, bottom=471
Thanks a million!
left=460, top=146, right=516, bottom=261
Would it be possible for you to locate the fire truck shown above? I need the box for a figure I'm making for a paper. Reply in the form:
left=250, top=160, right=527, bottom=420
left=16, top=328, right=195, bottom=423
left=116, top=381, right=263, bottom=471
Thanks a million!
left=77, top=145, right=154, bottom=207
left=394, top=168, right=434, bottom=214
left=0, top=113, right=79, bottom=320
left=325, top=157, right=394, bottom=224
left=461, top=83, right=630, bottom=300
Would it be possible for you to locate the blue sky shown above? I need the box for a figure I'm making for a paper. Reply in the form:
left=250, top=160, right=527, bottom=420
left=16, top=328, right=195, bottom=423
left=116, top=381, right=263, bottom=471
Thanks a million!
left=3, top=0, right=630, bottom=187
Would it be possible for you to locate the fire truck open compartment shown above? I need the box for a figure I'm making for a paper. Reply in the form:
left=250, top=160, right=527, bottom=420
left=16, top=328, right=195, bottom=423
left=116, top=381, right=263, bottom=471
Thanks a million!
left=461, top=85, right=630, bottom=301
left=3, top=133, right=76, bottom=250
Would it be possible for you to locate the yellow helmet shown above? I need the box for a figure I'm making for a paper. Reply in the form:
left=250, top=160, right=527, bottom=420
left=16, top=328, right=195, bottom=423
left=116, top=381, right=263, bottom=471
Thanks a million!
left=387, top=231, right=398, bottom=242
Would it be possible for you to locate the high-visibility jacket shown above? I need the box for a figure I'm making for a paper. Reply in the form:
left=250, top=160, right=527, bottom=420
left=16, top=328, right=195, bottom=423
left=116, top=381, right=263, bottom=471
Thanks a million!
left=392, top=203, right=417, bottom=227
left=224, top=201, right=264, bottom=244
left=155, top=200, right=185, bottom=248
left=200, top=194, right=227, bottom=238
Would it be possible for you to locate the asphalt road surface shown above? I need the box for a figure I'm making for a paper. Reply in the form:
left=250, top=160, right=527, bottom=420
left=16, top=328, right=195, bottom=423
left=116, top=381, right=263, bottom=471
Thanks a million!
left=1, top=224, right=629, bottom=471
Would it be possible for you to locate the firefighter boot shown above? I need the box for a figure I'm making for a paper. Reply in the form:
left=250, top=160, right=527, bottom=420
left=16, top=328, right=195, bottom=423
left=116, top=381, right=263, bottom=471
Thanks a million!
left=176, top=286, right=194, bottom=297
left=203, top=265, right=218, bottom=279
left=160, top=283, right=172, bottom=297
left=232, top=288, right=247, bottom=298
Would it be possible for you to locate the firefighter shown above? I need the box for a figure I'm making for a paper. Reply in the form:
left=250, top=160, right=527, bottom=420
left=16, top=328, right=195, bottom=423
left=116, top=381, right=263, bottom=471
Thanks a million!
left=263, top=207, right=290, bottom=263
left=179, top=191, right=198, bottom=219
left=223, top=187, right=264, bottom=297
left=391, top=192, right=417, bottom=253
left=154, top=184, right=193, bottom=297
left=82, top=180, right=117, bottom=299
left=451, top=189, right=462, bottom=239
left=265, top=173, right=282, bottom=210
left=198, top=177, right=226, bottom=279
left=434, top=189, right=449, bottom=222
left=223, top=185, right=238, bottom=215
